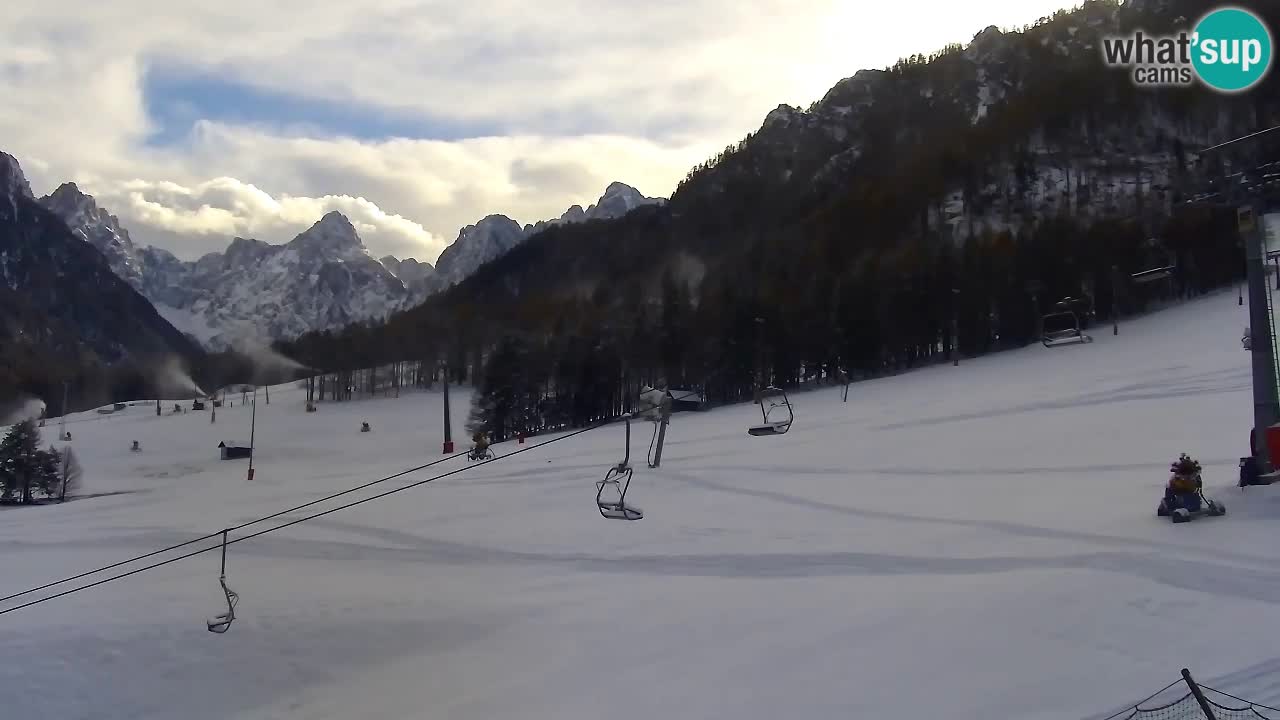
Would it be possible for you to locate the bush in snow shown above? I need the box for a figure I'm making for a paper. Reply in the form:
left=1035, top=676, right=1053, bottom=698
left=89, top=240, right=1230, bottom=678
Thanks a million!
left=58, top=446, right=83, bottom=501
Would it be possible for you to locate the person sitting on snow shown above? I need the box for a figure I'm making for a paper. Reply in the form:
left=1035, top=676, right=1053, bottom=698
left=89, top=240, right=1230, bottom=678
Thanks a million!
left=1165, top=453, right=1203, bottom=512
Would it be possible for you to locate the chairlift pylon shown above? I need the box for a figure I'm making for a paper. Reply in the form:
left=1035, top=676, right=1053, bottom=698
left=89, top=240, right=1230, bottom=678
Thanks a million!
left=206, top=529, right=239, bottom=634
left=748, top=386, right=793, bottom=436
left=596, top=418, right=643, bottom=520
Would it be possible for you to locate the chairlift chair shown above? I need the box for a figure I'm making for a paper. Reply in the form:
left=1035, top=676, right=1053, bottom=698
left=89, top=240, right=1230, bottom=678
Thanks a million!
left=1041, top=299, right=1093, bottom=348
left=1041, top=312, right=1092, bottom=347
left=596, top=418, right=643, bottom=520
left=748, top=387, right=794, bottom=436
left=1131, top=240, right=1177, bottom=284
left=207, top=530, right=239, bottom=634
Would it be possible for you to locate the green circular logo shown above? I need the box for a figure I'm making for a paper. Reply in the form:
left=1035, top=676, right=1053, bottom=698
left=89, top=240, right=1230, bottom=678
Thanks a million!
left=1192, top=7, right=1273, bottom=93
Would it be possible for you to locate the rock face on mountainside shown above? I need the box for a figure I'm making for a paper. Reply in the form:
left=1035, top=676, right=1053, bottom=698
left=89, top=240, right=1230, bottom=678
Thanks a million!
left=38, top=178, right=665, bottom=345
left=39, top=182, right=146, bottom=290
left=37, top=181, right=415, bottom=349
left=137, top=212, right=409, bottom=349
left=432, top=214, right=528, bottom=290
left=433, top=182, right=665, bottom=290
left=0, top=154, right=200, bottom=376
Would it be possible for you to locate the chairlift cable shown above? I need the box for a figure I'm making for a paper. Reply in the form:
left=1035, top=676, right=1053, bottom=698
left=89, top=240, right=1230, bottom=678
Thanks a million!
left=0, top=400, right=665, bottom=618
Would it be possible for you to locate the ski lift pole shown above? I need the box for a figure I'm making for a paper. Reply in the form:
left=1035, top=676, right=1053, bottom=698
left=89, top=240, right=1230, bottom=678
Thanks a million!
left=247, top=387, right=257, bottom=481
left=951, top=287, right=960, bottom=366
left=1110, top=265, right=1120, bottom=336
left=60, top=381, right=69, bottom=436
left=649, top=396, right=672, bottom=469
left=1242, top=205, right=1280, bottom=475
left=616, top=414, right=632, bottom=470
left=441, top=362, right=454, bottom=454
left=754, top=316, right=766, bottom=402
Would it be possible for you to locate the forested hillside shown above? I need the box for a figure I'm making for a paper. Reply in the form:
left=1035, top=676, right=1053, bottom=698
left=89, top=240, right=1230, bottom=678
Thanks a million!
left=281, top=0, right=1280, bottom=430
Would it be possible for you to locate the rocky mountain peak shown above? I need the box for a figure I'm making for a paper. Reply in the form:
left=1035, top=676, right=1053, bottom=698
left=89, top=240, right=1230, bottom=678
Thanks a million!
left=289, top=211, right=365, bottom=257
left=0, top=152, right=34, bottom=210
left=585, top=181, right=659, bottom=221
left=38, top=180, right=145, bottom=289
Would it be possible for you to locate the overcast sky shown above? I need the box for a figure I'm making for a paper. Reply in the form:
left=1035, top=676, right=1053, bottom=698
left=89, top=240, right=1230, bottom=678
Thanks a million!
left=2, top=0, right=1074, bottom=263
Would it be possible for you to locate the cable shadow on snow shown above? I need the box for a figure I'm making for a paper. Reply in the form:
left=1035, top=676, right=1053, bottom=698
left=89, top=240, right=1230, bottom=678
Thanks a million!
left=657, top=469, right=1276, bottom=568
left=874, top=367, right=1249, bottom=431
left=0, top=611, right=502, bottom=720
left=685, top=458, right=1244, bottom=479
left=51, top=520, right=1280, bottom=609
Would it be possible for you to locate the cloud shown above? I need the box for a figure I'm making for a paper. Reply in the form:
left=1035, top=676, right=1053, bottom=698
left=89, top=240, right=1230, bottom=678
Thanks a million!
left=99, top=176, right=445, bottom=260
left=0, top=0, right=1077, bottom=263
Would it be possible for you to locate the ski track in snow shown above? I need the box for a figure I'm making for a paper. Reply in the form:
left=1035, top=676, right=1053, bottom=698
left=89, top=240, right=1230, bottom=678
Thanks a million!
left=5, top=289, right=1280, bottom=720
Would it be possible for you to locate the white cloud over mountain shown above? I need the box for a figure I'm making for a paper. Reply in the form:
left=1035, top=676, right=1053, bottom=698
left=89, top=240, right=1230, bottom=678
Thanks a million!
left=1, top=0, right=1072, bottom=261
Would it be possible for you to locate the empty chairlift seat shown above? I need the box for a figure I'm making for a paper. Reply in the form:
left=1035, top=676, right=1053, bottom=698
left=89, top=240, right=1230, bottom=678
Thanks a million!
left=1041, top=298, right=1093, bottom=348
left=748, top=387, right=794, bottom=436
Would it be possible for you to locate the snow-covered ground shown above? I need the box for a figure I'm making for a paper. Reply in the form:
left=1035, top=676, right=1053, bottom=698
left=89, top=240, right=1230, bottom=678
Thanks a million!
left=5, top=289, right=1280, bottom=720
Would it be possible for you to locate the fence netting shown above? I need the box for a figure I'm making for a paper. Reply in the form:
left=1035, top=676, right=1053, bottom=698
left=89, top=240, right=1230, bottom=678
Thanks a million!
left=1102, top=678, right=1280, bottom=720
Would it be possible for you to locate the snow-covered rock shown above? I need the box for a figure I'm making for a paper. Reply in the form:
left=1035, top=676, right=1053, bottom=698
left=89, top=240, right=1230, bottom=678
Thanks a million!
left=380, top=255, right=437, bottom=305
left=39, top=177, right=667, bottom=341
left=38, top=189, right=413, bottom=349
left=39, top=183, right=145, bottom=290
left=584, top=181, right=659, bottom=221
left=145, top=212, right=409, bottom=349
left=438, top=182, right=665, bottom=290
left=433, top=214, right=527, bottom=287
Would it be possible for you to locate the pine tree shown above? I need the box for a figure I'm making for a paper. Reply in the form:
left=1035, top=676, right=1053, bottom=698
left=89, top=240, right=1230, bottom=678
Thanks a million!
left=0, top=419, right=51, bottom=503
left=467, top=336, right=541, bottom=443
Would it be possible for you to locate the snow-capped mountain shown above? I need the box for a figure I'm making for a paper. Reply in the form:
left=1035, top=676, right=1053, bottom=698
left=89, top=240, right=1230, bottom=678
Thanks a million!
left=379, top=255, right=436, bottom=304
left=0, top=155, right=199, bottom=381
left=36, top=177, right=664, bottom=345
left=379, top=256, right=434, bottom=286
left=432, top=214, right=527, bottom=288
left=39, top=183, right=145, bottom=290
left=34, top=187, right=412, bottom=349
left=585, top=181, right=660, bottom=221
left=434, top=182, right=665, bottom=290
left=141, top=212, right=409, bottom=349
left=523, top=181, right=664, bottom=237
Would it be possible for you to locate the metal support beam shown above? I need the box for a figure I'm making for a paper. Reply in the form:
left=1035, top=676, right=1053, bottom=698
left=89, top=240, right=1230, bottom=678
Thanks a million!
left=649, top=396, right=672, bottom=469
left=1110, top=265, right=1120, bottom=336
left=1181, top=668, right=1218, bottom=720
left=1243, top=205, right=1280, bottom=473
left=442, top=362, right=454, bottom=454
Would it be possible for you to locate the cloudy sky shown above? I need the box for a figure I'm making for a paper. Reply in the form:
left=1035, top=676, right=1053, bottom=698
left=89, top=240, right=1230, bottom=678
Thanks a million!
left=2, top=0, right=1073, bottom=263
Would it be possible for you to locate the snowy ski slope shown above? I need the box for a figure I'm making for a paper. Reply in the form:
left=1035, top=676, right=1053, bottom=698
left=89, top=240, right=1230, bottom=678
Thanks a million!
left=4, top=288, right=1280, bottom=720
